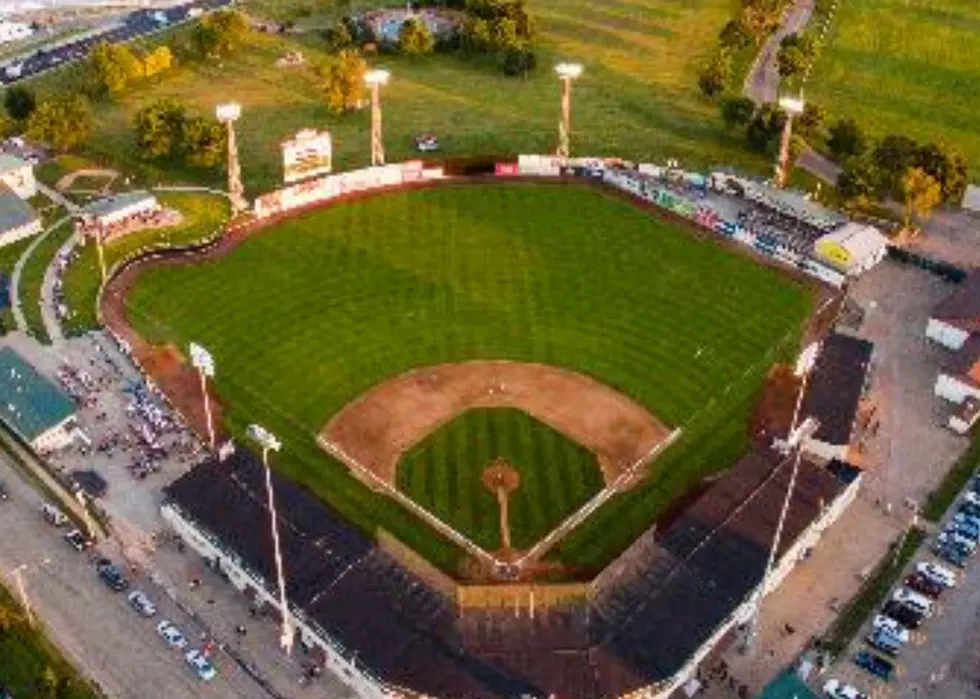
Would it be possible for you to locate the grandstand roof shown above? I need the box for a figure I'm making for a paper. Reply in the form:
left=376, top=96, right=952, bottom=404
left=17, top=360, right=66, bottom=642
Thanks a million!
left=163, top=443, right=848, bottom=699
left=0, top=183, right=38, bottom=236
left=0, top=346, right=75, bottom=442
left=801, top=333, right=874, bottom=445
left=742, top=183, right=847, bottom=232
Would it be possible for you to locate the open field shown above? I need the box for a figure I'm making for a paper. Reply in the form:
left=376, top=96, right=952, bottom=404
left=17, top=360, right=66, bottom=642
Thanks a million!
left=398, top=407, right=604, bottom=552
left=807, top=0, right=980, bottom=172
left=0, top=584, right=101, bottom=699
left=61, top=191, right=230, bottom=337
left=122, top=182, right=811, bottom=574
left=29, top=0, right=762, bottom=196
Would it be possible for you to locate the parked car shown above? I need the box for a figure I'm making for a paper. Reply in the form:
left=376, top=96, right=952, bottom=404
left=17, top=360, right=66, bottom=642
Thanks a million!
left=881, top=600, right=923, bottom=629
left=157, top=620, right=188, bottom=649
left=916, top=561, right=957, bottom=587
left=63, top=529, right=93, bottom=552
left=866, top=628, right=904, bottom=657
left=185, top=649, right=217, bottom=681
left=0, top=481, right=8, bottom=501
left=40, top=503, right=68, bottom=527
left=892, top=588, right=935, bottom=617
left=871, top=615, right=910, bottom=644
left=95, top=558, right=128, bottom=592
left=853, top=650, right=895, bottom=681
left=904, top=573, right=943, bottom=599
left=933, top=542, right=968, bottom=568
left=823, top=678, right=869, bottom=699
left=958, top=501, right=980, bottom=518
left=938, top=529, right=977, bottom=555
left=951, top=514, right=980, bottom=537
left=127, top=590, right=157, bottom=617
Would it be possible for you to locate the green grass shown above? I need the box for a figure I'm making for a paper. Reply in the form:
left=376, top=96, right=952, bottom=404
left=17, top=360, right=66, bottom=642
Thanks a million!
left=29, top=0, right=763, bottom=197
left=399, top=408, right=604, bottom=550
left=0, top=237, right=32, bottom=334
left=820, top=527, right=926, bottom=658
left=0, top=584, right=103, bottom=699
left=35, top=154, right=102, bottom=189
left=19, top=221, right=75, bottom=344
left=807, top=0, right=980, bottom=173
left=124, top=182, right=811, bottom=574
left=923, top=428, right=980, bottom=522
left=60, top=191, right=230, bottom=337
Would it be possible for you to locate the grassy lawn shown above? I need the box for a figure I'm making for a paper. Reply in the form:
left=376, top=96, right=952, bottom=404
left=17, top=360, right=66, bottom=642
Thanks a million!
left=124, top=182, right=810, bottom=574
left=0, top=584, right=102, bottom=699
left=60, top=191, right=230, bottom=337
left=19, top=221, right=75, bottom=344
left=29, top=0, right=762, bottom=197
left=399, top=408, right=604, bottom=550
left=807, top=0, right=980, bottom=173
left=924, top=427, right=980, bottom=522
left=0, top=237, right=32, bottom=334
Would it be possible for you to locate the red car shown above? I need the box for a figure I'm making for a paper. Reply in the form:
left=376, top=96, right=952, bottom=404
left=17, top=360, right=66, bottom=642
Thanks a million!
left=904, top=573, right=943, bottom=599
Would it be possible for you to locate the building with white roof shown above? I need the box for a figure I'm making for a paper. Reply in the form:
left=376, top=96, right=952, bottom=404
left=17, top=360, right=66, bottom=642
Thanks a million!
left=0, top=154, right=37, bottom=200
left=0, top=183, right=40, bottom=248
left=814, top=222, right=890, bottom=276
left=0, top=20, right=33, bottom=44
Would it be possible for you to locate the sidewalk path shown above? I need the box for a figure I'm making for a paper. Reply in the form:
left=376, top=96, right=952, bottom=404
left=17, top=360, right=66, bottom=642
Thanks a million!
left=38, top=181, right=82, bottom=214
left=39, top=232, right=77, bottom=343
left=744, top=0, right=815, bottom=105
left=9, top=214, right=73, bottom=334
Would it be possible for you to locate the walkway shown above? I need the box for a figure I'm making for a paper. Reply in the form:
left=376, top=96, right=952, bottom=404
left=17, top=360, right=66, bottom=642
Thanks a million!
left=744, top=0, right=815, bottom=105
left=38, top=181, right=82, bottom=214
left=9, top=214, right=73, bottom=334
left=39, top=232, right=78, bottom=343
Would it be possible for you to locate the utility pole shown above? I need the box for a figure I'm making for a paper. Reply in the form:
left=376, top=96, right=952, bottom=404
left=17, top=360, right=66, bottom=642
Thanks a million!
left=216, top=103, right=248, bottom=212
left=554, top=62, right=583, bottom=160
left=189, top=342, right=216, bottom=450
left=364, top=69, right=390, bottom=167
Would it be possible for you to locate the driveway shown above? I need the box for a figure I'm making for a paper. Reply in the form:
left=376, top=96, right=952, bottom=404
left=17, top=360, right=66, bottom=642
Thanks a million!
left=744, top=0, right=815, bottom=104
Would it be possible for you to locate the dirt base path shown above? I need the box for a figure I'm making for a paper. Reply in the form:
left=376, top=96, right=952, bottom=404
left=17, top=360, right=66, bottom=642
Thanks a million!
left=321, top=361, right=673, bottom=489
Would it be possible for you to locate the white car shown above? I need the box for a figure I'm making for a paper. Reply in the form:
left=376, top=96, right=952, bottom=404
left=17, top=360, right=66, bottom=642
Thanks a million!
left=127, top=590, right=157, bottom=617
left=40, top=503, right=68, bottom=527
left=185, top=649, right=217, bottom=681
left=823, top=678, right=869, bottom=699
left=156, top=620, right=188, bottom=649
left=871, top=615, right=910, bottom=644
left=916, top=561, right=957, bottom=588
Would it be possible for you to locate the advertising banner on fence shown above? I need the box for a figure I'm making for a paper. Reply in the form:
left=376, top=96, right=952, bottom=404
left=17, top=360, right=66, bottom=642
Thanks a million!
left=495, top=163, right=519, bottom=176
left=282, top=129, right=333, bottom=184
left=518, top=154, right=563, bottom=177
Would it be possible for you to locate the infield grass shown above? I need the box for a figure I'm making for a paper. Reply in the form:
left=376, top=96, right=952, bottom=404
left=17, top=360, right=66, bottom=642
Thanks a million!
left=399, top=408, right=604, bottom=551
left=807, top=0, right=980, bottom=172
left=124, top=182, right=811, bottom=574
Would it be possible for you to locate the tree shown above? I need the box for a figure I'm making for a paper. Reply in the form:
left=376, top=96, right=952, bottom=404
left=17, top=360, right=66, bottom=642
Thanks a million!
left=142, top=46, right=174, bottom=78
left=718, top=19, right=752, bottom=51
left=488, top=17, right=519, bottom=52
left=322, top=22, right=353, bottom=54
left=741, top=3, right=780, bottom=43
left=900, top=167, right=942, bottom=231
left=460, top=16, right=491, bottom=54
left=193, top=9, right=249, bottom=59
left=181, top=116, right=226, bottom=168
left=500, top=45, right=536, bottom=77
left=797, top=102, right=826, bottom=140
left=0, top=112, right=13, bottom=140
left=776, top=33, right=814, bottom=78
left=134, top=99, right=187, bottom=160
left=318, top=50, right=367, bottom=114
left=0, top=602, right=21, bottom=634
left=916, top=141, right=968, bottom=203
left=37, top=666, right=60, bottom=699
left=4, top=85, right=36, bottom=121
left=27, top=95, right=92, bottom=152
left=89, top=41, right=143, bottom=94
left=746, top=102, right=786, bottom=152
left=837, top=154, right=878, bottom=201
left=720, top=96, right=756, bottom=130
left=872, top=134, right=918, bottom=195
left=698, top=53, right=730, bottom=98
left=827, top=118, right=866, bottom=160
left=398, top=17, right=435, bottom=55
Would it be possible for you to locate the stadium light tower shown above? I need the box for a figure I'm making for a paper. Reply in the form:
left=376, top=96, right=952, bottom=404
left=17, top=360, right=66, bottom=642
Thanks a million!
left=364, top=69, right=390, bottom=167
left=189, top=342, right=216, bottom=450
left=216, top=103, right=248, bottom=213
left=739, top=343, right=822, bottom=655
left=775, top=94, right=805, bottom=188
left=247, top=424, right=295, bottom=655
left=554, top=62, right=583, bottom=160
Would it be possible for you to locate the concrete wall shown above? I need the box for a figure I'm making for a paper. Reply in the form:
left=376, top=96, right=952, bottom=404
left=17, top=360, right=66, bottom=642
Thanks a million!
left=926, top=319, right=969, bottom=351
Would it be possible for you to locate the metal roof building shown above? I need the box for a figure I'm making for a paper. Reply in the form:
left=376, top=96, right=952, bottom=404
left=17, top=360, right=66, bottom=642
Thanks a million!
left=0, top=347, right=76, bottom=450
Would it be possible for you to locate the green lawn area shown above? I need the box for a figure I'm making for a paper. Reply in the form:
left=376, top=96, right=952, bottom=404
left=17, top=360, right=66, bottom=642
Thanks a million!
left=807, top=0, right=980, bottom=173
left=19, top=221, right=75, bottom=344
left=60, top=191, right=230, bottom=337
left=399, top=408, right=604, bottom=551
left=30, top=0, right=762, bottom=197
left=0, top=237, right=32, bottom=334
left=124, top=182, right=811, bottom=574
left=0, top=584, right=102, bottom=699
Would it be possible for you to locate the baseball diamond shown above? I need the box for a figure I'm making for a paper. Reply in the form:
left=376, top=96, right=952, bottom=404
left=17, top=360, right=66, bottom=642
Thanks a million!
left=116, top=180, right=815, bottom=576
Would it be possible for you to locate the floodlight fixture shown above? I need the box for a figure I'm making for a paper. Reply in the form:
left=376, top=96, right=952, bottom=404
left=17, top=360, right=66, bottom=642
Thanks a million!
left=554, top=62, right=583, bottom=80
left=248, top=424, right=282, bottom=452
left=189, top=342, right=215, bottom=378
left=364, top=68, right=391, bottom=86
left=215, top=102, right=242, bottom=122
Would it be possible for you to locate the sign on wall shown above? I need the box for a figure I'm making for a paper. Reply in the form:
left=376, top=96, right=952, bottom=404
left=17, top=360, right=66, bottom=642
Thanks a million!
left=282, top=129, right=333, bottom=184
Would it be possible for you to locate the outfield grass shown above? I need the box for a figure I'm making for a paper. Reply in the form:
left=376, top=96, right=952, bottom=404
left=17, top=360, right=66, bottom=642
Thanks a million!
left=0, top=584, right=102, bottom=699
left=124, top=182, right=811, bottom=573
left=29, top=0, right=762, bottom=196
left=60, top=191, right=230, bottom=337
left=399, top=408, right=604, bottom=550
left=19, top=221, right=75, bottom=344
left=807, top=0, right=980, bottom=172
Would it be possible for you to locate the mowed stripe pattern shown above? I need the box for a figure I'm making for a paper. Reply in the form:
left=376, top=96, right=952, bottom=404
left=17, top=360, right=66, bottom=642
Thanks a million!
left=398, top=408, right=604, bottom=551
left=124, top=183, right=811, bottom=572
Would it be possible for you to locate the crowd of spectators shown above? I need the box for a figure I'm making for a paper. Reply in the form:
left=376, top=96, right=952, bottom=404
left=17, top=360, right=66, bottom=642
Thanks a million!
left=737, top=203, right=828, bottom=256
left=75, top=205, right=179, bottom=244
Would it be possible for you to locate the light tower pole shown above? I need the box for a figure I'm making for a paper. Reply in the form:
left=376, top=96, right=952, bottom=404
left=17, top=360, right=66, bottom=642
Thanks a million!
left=775, top=94, right=805, bottom=188
left=740, top=344, right=822, bottom=655
left=247, top=423, right=294, bottom=655
left=216, top=103, right=248, bottom=213
left=554, top=62, right=583, bottom=161
left=189, top=342, right=216, bottom=451
left=364, top=69, right=390, bottom=167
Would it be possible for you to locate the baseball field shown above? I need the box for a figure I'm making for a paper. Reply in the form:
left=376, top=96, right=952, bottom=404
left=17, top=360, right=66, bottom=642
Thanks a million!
left=121, top=181, right=812, bottom=574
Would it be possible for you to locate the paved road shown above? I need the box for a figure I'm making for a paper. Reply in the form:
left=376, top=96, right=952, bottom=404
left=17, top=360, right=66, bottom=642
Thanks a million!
left=797, top=147, right=842, bottom=185
left=0, top=451, right=270, bottom=699
left=744, top=0, right=815, bottom=105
